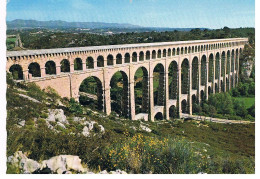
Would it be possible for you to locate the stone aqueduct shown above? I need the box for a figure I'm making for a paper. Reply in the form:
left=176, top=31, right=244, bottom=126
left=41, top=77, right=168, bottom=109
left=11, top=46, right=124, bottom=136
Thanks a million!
left=7, top=38, right=248, bottom=121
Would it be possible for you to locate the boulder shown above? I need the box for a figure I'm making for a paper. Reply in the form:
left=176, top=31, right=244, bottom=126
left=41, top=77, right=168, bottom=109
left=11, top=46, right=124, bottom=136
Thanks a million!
left=46, top=109, right=68, bottom=124
left=7, top=151, right=40, bottom=174
left=40, top=155, right=84, bottom=174
left=57, top=122, right=66, bottom=129
left=140, top=124, right=152, bottom=132
left=110, top=169, right=127, bottom=174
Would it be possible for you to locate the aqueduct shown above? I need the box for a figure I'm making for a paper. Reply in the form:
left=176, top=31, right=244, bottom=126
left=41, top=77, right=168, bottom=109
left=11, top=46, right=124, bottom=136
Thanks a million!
left=6, top=38, right=248, bottom=121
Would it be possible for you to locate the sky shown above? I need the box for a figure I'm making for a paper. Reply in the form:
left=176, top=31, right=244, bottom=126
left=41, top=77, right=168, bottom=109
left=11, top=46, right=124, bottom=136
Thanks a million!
left=6, top=0, right=255, bottom=29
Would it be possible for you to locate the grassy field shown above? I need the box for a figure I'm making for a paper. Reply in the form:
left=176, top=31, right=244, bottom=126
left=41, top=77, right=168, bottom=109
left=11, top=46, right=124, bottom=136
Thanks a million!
left=233, top=97, right=255, bottom=109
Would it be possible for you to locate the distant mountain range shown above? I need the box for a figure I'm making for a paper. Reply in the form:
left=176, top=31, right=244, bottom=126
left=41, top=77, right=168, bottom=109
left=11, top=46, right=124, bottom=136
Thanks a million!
left=6, top=19, right=207, bottom=32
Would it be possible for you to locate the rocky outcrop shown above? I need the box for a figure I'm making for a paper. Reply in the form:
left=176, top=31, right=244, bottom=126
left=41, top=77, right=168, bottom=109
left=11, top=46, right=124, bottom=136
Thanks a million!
left=7, top=151, right=40, bottom=174
left=140, top=124, right=152, bottom=132
left=7, top=151, right=127, bottom=174
left=40, top=155, right=85, bottom=174
left=46, top=109, right=68, bottom=124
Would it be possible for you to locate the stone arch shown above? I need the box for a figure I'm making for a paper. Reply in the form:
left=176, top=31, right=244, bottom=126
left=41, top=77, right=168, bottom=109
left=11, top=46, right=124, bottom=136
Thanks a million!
left=74, top=58, right=83, bottom=71
left=231, top=50, right=235, bottom=72
left=125, top=53, right=130, bottom=63
left=226, top=50, right=231, bottom=75
left=215, top=53, right=220, bottom=79
left=97, top=56, right=104, bottom=67
left=107, top=54, right=114, bottom=66
left=157, top=49, right=162, bottom=58
left=181, top=58, right=189, bottom=94
left=235, top=49, right=239, bottom=71
left=169, top=60, right=178, bottom=100
left=208, top=54, right=214, bottom=83
left=221, top=80, right=224, bottom=92
left=200, top=90, right=205, bottom=103
left=192, top=94, right=198, bottom=114
left=45, top=60, right=56, bottom=75
left=221, top=51, right=225, bottom=77
left=153, top=63, right=165, bottom=106
left=168, top=48, right=171, bottom=56
left=60, top=59, right=70, bottom=72
left=201, top=55, right=207, bottom=86
left=9, top=64, right=23, bottom=80
left=28, top=62, right=41, bottom=77
left=208, top=86, right=212, bottom=96
left=185, top=47, right=188, bottom=54
left=139, top=51, right=144, bottom=61
left=110, top=71, right=129, bottom=118
left=181, top=47, right=184, bottom=54
left=146, top=51, right=150, bottom=60
left=86, top=57, right=94, bottom=69
left=163, top=49, right=167, bottom=57
left=172, top=48, right=176, bottom=56
left=79, top=76, right=103, bottom=111
left=134, top=66, right=149, bottom=114
left=154, top=112, right=163, bottom=120
left=215, top=83, right=218, bottom=93
left=181, top=99, right=188, bottom=114
left=177, top=48, right=180, bottom=55
left=192, top=57, right=199, bottom=90
left=116, top=54, right=122, bottom=64
left=152, top=50, right=156, bottom=59
left=169, top=105, right=178, bottom=119
left=226, top=77, right=229, bottom=91
left=132, top=52, right=137, bottom=62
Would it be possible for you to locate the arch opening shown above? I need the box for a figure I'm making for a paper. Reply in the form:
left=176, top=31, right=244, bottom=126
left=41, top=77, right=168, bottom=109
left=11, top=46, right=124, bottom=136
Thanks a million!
left=86, top=57, right=94, bottom=69
left=28, top=62, right=41, bottom=77
left=169, top=105, right=178, bottom=119
left=154, top=112, right=163, bottom=120
left=9, top=64, right=23, bottom=80
left=97, top=56, right=104, bottom=67
left=208, top=54, right=214, bottom=83
left=110, top=71, right=129, bottom=118
left=60, top=59, right=70, bottom=72
left=192, top=57, right=199, bottom=90
left=79, top=76, right=103, bottom=111
left=125, top=53, right=130, bottom=63
left=107, top=55, right=114, bottom=66
left=153, top=63, right=165, bottom=106
left=169, top=61, right=178, bottom=100
left=181, top=59, right=189, bottom=94
left=116, top=54, right=122, bottom=64
left=201, top=55, right=207, bottom=86
left=45, top=60, right=56, bottom=75
left=134, top=67, right=149, bottom=114
left=132, top=52, right=137, bottom=62
left=74, top=58, right=83, bottom=71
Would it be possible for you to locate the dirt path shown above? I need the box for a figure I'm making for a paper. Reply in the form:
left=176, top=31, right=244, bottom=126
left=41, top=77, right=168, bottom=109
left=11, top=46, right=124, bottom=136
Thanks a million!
left=181, top=113, right=254, bottom=124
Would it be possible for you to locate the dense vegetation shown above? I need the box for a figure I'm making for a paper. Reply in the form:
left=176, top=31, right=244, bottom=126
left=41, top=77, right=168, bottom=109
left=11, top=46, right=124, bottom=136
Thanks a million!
left=6, top=27, right=255, bottom=50
left=6, top=73, right=255, bottom=174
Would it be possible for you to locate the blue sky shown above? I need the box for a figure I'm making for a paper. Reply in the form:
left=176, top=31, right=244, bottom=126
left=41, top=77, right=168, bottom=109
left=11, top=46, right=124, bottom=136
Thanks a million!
left=6, top=0, right=255, bottom=29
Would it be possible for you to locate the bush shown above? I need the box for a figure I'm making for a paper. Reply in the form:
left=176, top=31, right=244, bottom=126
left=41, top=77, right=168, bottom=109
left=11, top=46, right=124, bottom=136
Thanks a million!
left=68, top=98, right=83, bottom=115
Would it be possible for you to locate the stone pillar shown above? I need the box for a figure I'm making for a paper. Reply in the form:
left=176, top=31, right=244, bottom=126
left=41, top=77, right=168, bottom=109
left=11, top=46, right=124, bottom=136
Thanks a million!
left=149, top=74, right=154, bottom=122
left=94, top=60, right=98, bottom=69
left=178, top=65, right=182, bottom=118
left=213, top=59, right=216, bottom=94
left=82, top=62, right=86, bottom=71
left=41, top=67, right=46, bottom=78
left=70, top=64, right=74, bottom=73
left=129, top=65, right=136, bottom=120
left=165, top=71, right=169, bottom=120
left=205, top=61, right=209, bottom=100
left=198, top=62, right=201, bottom=103
left=237, top=52, right=240, bottom=85
left=23, top=70, right=29, bottom=81
left=219, top=56, right=222, bottom=93
left=56, top=65, right=61, bottom=75
left=188, top=65, right=192, bottom=115
left=223, top=53, right=227, bottom=92
left=104, top=68, right=111, bottom=115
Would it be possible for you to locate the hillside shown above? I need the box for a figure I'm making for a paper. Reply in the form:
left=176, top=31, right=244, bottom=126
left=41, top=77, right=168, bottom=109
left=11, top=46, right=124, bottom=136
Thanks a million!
left=6, top=73, right=255, bottom=174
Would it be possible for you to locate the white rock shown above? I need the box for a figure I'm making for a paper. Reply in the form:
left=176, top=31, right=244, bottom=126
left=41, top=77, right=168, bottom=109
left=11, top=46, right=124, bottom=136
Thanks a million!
left=99, top=170, right=108, bottom=174
left=57, top=122, right=66, bottom=129
left=99, top=125, right=105, bottom=133
left=7, top=151, right=40, bottom=174
left=82, top=126, right=91, bottom=137
left=40, top=155, right=84, bottom=174
left=140, top=124, right=152, bottom=132
left=46, top=109, right=68, bottom=124
left=110, top=169, right=127, bottom=174
left=18, top=120, right=25, bottom=127
left=73, top=117, right=86, bottom=123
